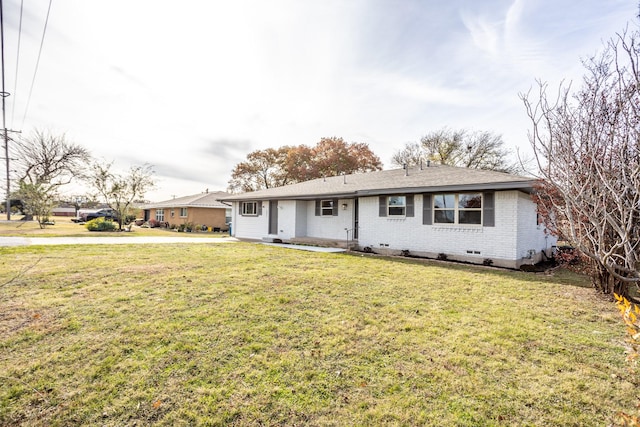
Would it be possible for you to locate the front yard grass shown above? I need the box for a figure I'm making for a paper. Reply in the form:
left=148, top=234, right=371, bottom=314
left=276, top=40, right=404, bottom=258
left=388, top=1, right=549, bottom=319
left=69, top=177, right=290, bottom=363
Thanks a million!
left=0, top=242, right=634, bottom=426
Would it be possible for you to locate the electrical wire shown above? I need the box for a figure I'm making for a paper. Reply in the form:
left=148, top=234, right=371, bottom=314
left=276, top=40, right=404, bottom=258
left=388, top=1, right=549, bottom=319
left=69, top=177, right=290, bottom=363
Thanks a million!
left=20, top=0, right=52, bottom=130
left=10, top=0, right=23, bottom=128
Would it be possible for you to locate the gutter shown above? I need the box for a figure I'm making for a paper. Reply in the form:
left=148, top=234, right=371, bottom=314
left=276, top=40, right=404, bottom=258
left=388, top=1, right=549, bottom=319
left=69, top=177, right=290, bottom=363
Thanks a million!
left=217, top=180, right=535, bottom=202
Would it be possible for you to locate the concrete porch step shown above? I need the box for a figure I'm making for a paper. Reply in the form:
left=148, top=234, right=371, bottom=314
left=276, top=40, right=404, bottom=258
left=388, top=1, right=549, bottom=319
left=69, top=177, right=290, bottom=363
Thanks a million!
left=287, top=237, right=358, bottom=249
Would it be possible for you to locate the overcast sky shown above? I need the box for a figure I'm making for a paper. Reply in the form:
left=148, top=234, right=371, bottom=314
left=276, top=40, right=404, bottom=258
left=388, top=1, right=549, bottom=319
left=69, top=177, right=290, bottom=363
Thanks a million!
left=2, top=0, right=637, bottom=201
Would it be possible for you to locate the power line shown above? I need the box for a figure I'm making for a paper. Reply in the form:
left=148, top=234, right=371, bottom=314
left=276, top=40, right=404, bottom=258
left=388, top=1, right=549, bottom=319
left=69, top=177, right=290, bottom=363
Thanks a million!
left=20, top=0, right=52, bottom=130
left=10, top=0, right=23, bottom=128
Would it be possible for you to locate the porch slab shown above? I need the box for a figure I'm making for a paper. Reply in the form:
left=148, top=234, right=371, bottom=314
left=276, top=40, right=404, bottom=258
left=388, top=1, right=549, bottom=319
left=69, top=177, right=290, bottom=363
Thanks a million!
left=261, top=242, right=346, bottom=253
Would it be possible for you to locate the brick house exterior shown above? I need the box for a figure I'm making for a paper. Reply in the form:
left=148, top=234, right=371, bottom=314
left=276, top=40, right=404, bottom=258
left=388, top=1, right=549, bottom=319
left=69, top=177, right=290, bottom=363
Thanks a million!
left=142, top=191, right=231, bottom=231
left=219, top=166, right=555, bottom=268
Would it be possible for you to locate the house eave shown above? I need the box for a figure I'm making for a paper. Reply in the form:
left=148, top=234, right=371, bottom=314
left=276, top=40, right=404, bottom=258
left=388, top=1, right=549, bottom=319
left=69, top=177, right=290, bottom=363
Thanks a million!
left=219, top=181, right=534, bottom=202
left=357, top=181, right=535, bottom=196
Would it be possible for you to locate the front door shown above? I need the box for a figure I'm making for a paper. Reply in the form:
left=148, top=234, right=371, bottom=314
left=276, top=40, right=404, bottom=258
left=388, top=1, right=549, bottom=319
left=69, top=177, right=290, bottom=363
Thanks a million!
left=353, top=198, right=359, bottom=239
left=269, top=200, right=278, bottom=235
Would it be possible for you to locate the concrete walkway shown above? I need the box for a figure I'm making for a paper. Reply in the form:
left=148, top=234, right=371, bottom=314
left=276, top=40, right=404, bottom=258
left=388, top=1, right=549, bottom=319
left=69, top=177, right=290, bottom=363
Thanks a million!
left=0, top=236, right=345, bottom=253
left=261, top=242, right=346, bottom=253
left=0, top=236, right=240, bottom=247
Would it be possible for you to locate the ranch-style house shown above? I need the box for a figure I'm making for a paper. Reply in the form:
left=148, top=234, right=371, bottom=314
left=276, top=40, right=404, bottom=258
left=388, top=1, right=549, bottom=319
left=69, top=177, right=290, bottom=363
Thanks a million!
left=219, top=165, right=555, bottom=268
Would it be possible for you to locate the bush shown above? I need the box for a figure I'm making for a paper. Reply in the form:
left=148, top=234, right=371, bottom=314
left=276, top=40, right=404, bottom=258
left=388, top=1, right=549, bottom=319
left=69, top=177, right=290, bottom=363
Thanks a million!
left=85, top=217, right=117, bottom=232
left=614, top=294, right=640, bottom=426
left=148, top=219, right=168, bottom=228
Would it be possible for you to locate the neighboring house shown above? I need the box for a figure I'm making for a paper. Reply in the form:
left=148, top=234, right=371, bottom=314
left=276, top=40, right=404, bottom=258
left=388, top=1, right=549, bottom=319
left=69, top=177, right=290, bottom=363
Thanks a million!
left=51, top=203, right=76, bottom=217
left=219, top=165, right=556, bottom=269
left=142, top=191, right=231, bottom=231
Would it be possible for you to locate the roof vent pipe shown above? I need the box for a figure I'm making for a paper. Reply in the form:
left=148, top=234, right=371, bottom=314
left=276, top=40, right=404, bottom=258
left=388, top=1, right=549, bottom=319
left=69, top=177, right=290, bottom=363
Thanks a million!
left=343, top=173, right=346, bottom=184
left=420, top=160, right=423, bottom=170
left=405, top=166, right=409, bottom=176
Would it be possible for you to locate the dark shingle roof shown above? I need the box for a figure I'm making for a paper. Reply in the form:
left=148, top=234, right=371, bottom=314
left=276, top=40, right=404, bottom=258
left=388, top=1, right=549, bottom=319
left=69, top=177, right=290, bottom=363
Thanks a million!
left=220, top=165, right=535, bottom=202
left=143, top=191, right=231, bottom=209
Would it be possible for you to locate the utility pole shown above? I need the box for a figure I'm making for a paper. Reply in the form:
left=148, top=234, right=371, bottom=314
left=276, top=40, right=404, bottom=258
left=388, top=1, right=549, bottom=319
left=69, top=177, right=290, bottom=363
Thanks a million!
left=0, top=0, right=17, bottom=221
left=0, top=0, right=9, bottom=220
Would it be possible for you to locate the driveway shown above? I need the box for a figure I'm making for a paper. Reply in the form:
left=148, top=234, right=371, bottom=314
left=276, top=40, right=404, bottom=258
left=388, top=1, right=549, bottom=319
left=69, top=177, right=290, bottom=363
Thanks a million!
left=0, top=236, right=240, bottom=247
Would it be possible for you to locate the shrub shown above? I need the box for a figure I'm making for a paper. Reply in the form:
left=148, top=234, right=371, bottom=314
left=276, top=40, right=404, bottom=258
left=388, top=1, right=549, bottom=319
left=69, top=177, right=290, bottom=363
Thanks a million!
left=614, top=294, right=640, bottom=426
left=85, top=217, right=117, bottom=232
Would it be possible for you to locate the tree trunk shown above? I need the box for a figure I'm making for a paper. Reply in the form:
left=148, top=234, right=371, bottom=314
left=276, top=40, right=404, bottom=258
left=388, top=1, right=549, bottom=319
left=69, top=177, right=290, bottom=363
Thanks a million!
left=592, top=262, right=631, bottom=299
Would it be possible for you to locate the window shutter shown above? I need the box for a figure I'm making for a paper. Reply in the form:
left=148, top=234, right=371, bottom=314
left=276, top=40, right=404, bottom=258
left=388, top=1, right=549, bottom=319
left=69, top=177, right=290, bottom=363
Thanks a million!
left=332, top=198, right=339, bottom=216
left=406, top=195, right=414, bottom=217
left=257, top=201, right=263, bottom=216
left=483, top=192, right=494, bottom=227
left=422, top=194, right=432, bottom=225
left=315, top=200, right=320, bottom=216
left=379, top=196, right=387, bottom=217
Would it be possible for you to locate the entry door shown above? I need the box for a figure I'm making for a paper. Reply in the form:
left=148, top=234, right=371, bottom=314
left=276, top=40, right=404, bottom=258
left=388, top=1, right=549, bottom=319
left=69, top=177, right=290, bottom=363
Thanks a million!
left=353, top=198, right=359, bottom=239
left=269, top=200, right=278, bottom=235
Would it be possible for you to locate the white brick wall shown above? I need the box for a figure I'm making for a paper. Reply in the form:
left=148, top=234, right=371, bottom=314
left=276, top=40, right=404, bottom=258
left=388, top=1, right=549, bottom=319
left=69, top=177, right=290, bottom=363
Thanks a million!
left=232, top=201, right=269, bottom=239
left=305, top=199, right=353, bottom=239
left=357, top=191, right=549, bottom=267
left=233, top=199, right=354, bottom=241
left=516, top=192, right=556, bottom=263
left=232, top=191, right=554, bottom=267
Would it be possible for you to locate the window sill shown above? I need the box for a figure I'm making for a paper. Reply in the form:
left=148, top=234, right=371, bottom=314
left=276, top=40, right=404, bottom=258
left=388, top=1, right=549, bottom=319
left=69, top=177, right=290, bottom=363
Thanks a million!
left=432, top=224, right=483, bottom=233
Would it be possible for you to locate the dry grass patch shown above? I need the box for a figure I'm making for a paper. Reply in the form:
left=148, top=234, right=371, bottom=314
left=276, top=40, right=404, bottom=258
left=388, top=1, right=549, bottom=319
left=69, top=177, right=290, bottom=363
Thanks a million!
left=0, top=243, right=634, bottom=426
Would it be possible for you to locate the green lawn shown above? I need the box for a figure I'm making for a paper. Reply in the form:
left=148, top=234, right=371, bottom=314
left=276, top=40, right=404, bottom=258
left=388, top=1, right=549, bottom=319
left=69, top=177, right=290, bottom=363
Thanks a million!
left=0, top=242, right=634, bottom=426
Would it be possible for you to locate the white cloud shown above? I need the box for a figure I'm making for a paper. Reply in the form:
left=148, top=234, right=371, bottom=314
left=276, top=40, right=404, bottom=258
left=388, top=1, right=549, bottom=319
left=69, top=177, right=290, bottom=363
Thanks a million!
left=1, top=0, right=637, bottom=201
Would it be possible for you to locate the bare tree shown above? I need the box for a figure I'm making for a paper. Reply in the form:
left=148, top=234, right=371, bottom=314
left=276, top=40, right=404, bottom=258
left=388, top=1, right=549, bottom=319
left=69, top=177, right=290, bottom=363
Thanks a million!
left=391, top=128, right=518, bottom=172
left=521, top=27, right=640, bottom=298
left=88, top=162, right=155, bottom=230
left=13, top=130, right=90, bottom=227
left=391, top=142, right=427, bottom=168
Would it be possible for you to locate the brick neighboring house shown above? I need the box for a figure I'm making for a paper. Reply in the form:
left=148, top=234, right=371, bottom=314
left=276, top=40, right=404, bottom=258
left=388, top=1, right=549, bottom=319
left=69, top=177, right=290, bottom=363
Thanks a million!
left=219, top=165, right=556, bottom=269
left=142, top=191, right=231, bottom=231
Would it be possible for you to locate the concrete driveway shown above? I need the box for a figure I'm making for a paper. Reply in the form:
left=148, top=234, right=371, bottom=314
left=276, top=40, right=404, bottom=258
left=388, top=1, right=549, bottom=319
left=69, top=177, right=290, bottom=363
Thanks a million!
left=0, top=236, right=239, bottom=247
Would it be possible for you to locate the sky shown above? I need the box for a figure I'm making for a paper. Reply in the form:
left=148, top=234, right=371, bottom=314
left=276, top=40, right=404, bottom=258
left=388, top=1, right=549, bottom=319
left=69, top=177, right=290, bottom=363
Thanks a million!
left=1, top=0, right=638, bottom=202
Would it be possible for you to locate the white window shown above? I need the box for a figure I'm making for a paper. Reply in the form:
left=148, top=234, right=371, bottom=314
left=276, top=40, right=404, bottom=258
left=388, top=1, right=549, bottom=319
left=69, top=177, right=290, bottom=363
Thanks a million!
left=180, top=207, right=188, bottom=217
left=241, top=202, right=258, bottom=216
left=320, top=200, right=334, bottom=216
left=155, top=209, right=165, bottom=221
left=388, top=196, right=406, bottom=216
left=434, top=193, right=482, bottom=225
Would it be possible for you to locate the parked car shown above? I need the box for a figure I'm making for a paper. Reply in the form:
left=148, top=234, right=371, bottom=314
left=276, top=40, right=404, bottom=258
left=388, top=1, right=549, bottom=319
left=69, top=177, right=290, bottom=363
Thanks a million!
left=84, top=208, right=119, bottom=222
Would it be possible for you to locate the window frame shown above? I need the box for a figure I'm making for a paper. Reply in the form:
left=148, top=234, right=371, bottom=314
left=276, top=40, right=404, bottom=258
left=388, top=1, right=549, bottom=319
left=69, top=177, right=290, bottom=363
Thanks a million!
left=387, top=195, right=406, bottom=217
left=180, top=207, right=188, bottom=218
left=241, top=201, right=258, bottom=216
left=433, top=193, right=482, bottom=225
left=155, top=209, right=165, bottom=222
left=320, top=199, right=334, bottom=217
